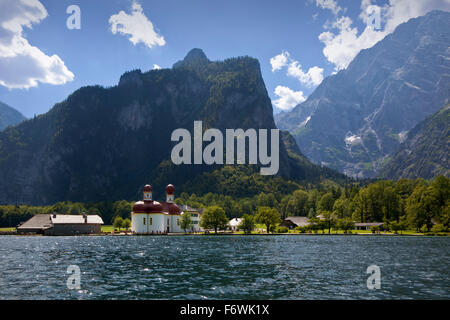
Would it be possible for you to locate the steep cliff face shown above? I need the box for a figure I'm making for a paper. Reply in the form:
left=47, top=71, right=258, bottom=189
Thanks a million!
left=276, top=10, right=450, bottom=178
left=0, top=101, right=26, bottom=131
left=379, top=104, right=449, bottom=180
left=0, top=49, right=343, bottom=205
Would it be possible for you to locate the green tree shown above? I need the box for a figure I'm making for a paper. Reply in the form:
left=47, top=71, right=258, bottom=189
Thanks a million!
left=333, top=197, right=351, bottom=218
left=238, top=214, right=256, bottom=234
left=321, top=210, right=337, bottom=234
left=430, top=223, right=447, bottom=233
left=406, top=186, right=437, bottom=231
left=180, top=212, right=192, bottom=233
left=255, top=206, right=281, bottom=233
left=430, top=176, right=450, bottom=226
left=113, top=200, right=132, bottom=219
left=113, top=216, right=123, bottom=231
left=318, top=192, right=335, bottom=212
left=307, top=207, right=316, bottom=218
left=69, top=202, right=86, bottom=215
left=287, top=190, right=309, bottom=216
left=200, top=206, right=228, bottom=234
left=256, top=192, right=278, bottom=208
left=336, top=218, right=355, bottom=234
left=307, top=216, right=324, bottom=233
left=122, top=218, right=131, bottom=231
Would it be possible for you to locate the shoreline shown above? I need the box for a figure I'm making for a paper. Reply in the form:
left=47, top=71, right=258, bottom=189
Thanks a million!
left=1, top=231, right=449, bottom=237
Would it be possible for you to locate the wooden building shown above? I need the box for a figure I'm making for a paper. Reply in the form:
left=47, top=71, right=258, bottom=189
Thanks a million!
left=17, top=214, right=104, bottom=236
left=279, top=216, right=310, bottom=229
left=354, top=222, right=384, bottom=230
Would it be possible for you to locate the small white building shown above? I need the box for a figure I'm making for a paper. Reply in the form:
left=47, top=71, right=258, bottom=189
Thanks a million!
left=228, top=218, right=242, bottom=231
left=131, top=184, right=183, bottom=234
left=178, top=205, right=203, bottom=232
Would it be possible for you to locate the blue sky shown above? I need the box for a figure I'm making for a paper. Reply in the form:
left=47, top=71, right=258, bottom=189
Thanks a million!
left=0, top=0, right=448, bottom=117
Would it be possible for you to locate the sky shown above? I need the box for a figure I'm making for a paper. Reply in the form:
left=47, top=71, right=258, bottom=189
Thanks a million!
left=0, top=0, right=449, bottom=118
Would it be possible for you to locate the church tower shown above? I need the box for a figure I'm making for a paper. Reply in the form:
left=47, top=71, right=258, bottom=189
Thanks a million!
left=143, top=184, right=152, bottom=201
left=166, top=184, right=175, bottom=203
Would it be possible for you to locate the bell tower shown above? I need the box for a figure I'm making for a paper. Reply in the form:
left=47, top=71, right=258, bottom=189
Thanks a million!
left=143, top=184, right=152, bottom=202
left=166, top=184, right=175, bottom=203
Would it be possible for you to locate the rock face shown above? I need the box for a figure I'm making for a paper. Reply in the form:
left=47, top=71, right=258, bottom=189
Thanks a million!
left=276, top=10, right=450, bottom=178
left=0, top=101, right=26, bottom=131
left=378, top=104, right=449, bottom=180
left=0, top=49, right=343, bottom=205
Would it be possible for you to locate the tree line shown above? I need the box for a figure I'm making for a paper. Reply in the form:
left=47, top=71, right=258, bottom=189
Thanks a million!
left=176, top=176, right=449, bottom=233
left=1, top=176, right=448, bottom=233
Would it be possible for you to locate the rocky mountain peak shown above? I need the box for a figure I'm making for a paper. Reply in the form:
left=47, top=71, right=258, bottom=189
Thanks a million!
left=173, top=48, right=210, bottom=69
left=275, top=10, right=450, bottom=178
left=0, top=101, right=26, bottom=131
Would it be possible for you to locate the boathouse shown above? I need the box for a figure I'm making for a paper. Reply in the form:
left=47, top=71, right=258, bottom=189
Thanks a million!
left=17, top=214, right=104, bottom=236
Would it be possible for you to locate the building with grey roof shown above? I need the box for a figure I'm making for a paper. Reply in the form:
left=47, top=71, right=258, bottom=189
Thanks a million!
left=279, top=216, right=310, bottom=229
left=17, top=214, right=104, bottom=236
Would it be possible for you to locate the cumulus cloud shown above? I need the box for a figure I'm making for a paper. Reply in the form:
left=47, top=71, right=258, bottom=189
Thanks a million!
left=109, top=1, right=165, bottom=49
left=318, top=0, right=450, bottom=71
left=271, top=51, right=324, bottom=87
left=0, top=0, right=74, bottom=89
left=318, top=15, right=385, bottom=71
left=270, top=51, right=290, bottom=71
left=287, top=61, right=324, bottom=87
left=315, top=0, right=342, bottom=15
left=152, top=64, right=162, bottom=70
left=272, top=85, right=306, bottom=111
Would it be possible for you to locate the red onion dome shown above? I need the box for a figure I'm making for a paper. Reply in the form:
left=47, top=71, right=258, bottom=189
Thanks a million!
left=143, top=184, right=152, bottom=192
left=162, top=203, right=181, bottom=215
left=132, top=200, right=164, bottom=213
left=169, top=204, right=181, bottom=215
left=165, top=184, right=175, bottom=195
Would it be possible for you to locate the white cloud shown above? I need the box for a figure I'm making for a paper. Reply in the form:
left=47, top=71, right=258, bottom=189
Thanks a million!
left=271, top=51, right=324, bottom=87
left=382, top=0, right=450, bottom=32
left=109, top=1, right=165, bottom=49
left=318, top=16, right=385, bottom=71
left=287, top=61, right=324, bottom=87
left=272, top=85, right=306, bottom=111
left=318, top=0, right=450, bottom=71
left=152, top=64, right=161, bottom=70
left=270, top=51, right=289, bottom=72
left=0, top=0, right=74, bottom=89
left=315, top=0, right=342, bottom=15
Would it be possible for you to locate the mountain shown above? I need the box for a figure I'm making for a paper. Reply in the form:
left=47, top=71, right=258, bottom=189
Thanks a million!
left=378, top=104, right=449, bottom=180
left=0, top=101, right=26, bottom=131
left=276, top=10, right=450, bottom=178
left=0, top=49, right=344, bottom=205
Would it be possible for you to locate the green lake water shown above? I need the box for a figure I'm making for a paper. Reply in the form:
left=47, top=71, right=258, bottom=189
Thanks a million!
left=0, top=235, right=448, bottom=299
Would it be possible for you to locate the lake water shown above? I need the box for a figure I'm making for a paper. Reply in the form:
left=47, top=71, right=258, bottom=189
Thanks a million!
left=0, top=235, right=449, bottom=300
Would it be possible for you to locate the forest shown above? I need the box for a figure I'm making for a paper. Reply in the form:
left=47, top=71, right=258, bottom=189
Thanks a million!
left=0, top=175, right=448, bottom=233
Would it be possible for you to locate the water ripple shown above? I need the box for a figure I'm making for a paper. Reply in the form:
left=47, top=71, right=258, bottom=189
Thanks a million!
left=0, top=235, right=449, bottom=299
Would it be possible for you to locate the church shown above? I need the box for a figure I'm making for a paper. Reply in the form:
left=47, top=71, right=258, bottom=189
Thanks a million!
left=131, top=184, right=184, bottom=234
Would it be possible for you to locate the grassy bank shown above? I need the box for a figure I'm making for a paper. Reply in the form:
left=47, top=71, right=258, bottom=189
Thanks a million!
left=0, top=227, right=16, bottom=232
